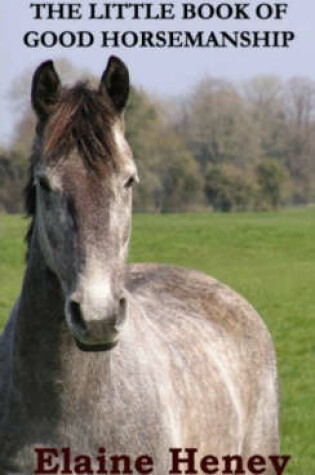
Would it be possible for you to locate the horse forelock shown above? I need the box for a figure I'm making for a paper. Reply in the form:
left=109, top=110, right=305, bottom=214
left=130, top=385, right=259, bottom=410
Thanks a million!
left=43, top=83, right=117, bottom=169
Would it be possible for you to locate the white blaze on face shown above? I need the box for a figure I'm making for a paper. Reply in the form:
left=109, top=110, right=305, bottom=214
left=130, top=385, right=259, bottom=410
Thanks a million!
left=86, top=271, right=112, bottom=307
left=77, top=258, right=115, bottom=321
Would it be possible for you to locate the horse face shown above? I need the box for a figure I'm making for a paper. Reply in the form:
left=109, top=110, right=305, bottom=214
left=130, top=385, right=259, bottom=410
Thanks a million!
left=32, top=57, right=137, bottom=351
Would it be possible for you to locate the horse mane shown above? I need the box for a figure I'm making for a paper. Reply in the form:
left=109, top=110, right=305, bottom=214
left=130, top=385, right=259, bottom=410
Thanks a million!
left=24, top=82, right=117, bottom=259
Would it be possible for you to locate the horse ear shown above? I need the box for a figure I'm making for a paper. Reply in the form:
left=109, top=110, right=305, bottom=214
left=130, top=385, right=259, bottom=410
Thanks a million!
left=99, top=56, right=129, bottom=112
left=32, top=60, right=61, bottom=118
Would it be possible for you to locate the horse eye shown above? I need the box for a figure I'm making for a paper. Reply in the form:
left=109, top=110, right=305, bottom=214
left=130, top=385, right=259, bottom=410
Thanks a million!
left=38, top=175, right=51, bottom=192
left=124, top=176, right=135, bottom=189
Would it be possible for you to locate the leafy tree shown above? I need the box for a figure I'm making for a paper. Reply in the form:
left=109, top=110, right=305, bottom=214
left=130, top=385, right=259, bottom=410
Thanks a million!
left=205, top=165, right=256, bottom=212
left=179, top=78, right=261, bottom=172
left=257, top=160, right=285, bottom=209
left=285, top=77, right=315, bottom=203
left=0, top=151, right=26, bottom=213
left=243, top=76, right=288, bottom=162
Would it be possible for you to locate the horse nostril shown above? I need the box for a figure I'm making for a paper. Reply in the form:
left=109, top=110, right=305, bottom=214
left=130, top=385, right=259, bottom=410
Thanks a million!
left=69, top=300, right=87, bottom=336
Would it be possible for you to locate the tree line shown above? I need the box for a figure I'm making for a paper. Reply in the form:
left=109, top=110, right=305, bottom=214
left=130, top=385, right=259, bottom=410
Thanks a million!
left=1, top=60, right=315, bottom=213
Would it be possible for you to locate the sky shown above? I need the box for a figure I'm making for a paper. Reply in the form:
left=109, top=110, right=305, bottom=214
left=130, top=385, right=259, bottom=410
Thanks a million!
left=1, top=0, right=315, bottom=146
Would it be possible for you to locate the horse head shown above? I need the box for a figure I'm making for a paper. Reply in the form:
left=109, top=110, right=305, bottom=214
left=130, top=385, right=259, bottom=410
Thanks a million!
left=29, top=57, right=138, bottom=351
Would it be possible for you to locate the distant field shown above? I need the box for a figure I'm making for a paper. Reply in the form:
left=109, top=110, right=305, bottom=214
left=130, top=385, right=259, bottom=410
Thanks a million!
left=1, top=210, right=315, bottom=473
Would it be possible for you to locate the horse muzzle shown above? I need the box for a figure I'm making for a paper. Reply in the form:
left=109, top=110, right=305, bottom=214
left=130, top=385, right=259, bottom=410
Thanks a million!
left=65, top=294, right=127, bottom=352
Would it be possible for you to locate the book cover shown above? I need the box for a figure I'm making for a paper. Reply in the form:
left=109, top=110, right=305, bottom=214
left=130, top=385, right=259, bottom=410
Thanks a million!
left=0, top=1, right=314, bottom=474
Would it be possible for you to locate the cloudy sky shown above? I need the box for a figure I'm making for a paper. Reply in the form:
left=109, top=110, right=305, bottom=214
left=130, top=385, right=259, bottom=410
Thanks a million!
left=1, top=0, right=315, bottom=146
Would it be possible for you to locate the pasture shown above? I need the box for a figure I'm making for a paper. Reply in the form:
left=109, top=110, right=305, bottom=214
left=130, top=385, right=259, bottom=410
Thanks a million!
left=1, top=210, right=314, bottom=473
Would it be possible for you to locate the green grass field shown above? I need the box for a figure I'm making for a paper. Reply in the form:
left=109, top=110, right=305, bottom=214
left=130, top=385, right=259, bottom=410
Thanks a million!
left=1, top=210, right=314, bottom=473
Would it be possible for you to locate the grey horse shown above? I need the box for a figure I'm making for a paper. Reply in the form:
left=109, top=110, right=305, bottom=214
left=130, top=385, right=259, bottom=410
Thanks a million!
left=0, top=57, right=282, bottom=474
